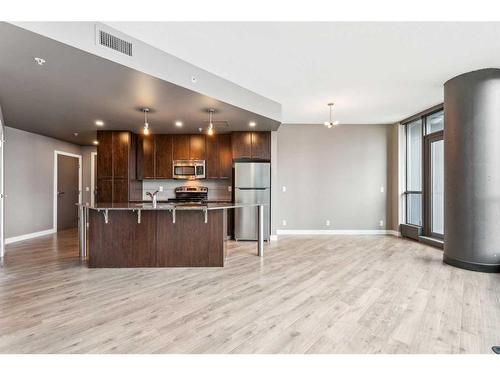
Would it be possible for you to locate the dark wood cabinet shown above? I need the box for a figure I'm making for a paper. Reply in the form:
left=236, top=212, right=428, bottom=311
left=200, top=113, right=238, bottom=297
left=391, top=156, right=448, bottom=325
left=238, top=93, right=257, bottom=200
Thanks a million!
left=155, top=134, right=173, bottom=179
left=251, top=132, right=271, bottom=160
left=206, top=134, right=219, bottom=179
left=206, top=134, right=232, bottom=179
left=232, top=131, right=271, bottom=161
left=137, top=134, right=155, bottom=179
left=113, top=178, right=129, bottom=203
left=96, top=130, right=139, bottom=203
left=172, top=134, right=190, bottom=160
left=112, top=132, right=130, bottom=178
left=218, top=134, right=232, bottom=179
left=231, top=132, right=252, bottom=159
left=96, top=178, right=113, bottom=203
left=97, top=131, right=113, bottom=178
left=189, top=134, right=206, bottom=160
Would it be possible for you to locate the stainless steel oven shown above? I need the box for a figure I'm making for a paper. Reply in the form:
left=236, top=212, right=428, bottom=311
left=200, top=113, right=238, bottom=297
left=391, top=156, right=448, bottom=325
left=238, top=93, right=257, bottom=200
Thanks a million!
left=172, top=160, right=206, bottom=180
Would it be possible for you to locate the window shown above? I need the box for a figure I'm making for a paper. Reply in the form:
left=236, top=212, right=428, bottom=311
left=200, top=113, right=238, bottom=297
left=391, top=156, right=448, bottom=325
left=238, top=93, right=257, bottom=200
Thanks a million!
left=405, top=119, right=422, bottom=226
left=426, top=110, right=444, bottom=134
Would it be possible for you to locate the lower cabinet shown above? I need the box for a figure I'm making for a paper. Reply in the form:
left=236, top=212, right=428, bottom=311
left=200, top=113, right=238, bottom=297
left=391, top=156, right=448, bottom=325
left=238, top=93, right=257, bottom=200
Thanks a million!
left=96, top=178, right=112, bottom=203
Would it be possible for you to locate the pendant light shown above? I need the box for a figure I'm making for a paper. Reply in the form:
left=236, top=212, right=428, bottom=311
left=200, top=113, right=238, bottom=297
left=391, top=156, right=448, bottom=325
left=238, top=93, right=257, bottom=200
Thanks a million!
left=142, top=108, right=150, bottom=135
left=207, top=109, right=215, bottom=136
left=324, top=103, right=339, bottom=128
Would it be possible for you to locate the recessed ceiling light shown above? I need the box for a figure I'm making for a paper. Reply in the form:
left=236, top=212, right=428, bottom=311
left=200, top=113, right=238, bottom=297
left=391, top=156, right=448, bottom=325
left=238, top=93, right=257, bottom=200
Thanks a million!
left=95, top=120, right=104, bottom=126
left=175, top=121, right=183, bottom=127
left=249, top=121, right=256, bottom=127
left=34, top=57, right=46, bottom=66
left=93, top=140, right=99, bottom=145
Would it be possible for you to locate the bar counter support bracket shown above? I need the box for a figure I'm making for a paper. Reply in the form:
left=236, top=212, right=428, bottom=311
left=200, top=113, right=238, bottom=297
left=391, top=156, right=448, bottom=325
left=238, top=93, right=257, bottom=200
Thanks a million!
left=136, top=209, right=141, bottom=224
left=172, top=208, right=176, bottom=224
left=204, top=208, right=208, bottom=224
left=98, top=209, right=109, bottom=224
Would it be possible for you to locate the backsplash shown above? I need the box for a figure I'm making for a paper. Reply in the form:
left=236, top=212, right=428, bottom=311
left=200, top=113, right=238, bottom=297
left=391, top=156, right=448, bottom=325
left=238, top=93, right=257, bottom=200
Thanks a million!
left=142, top=179, right=232, bottom=201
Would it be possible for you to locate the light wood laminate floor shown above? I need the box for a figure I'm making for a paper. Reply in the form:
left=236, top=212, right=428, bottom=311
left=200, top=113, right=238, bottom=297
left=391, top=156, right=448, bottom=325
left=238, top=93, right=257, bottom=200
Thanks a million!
left=1, top=229, right=499, bottom=354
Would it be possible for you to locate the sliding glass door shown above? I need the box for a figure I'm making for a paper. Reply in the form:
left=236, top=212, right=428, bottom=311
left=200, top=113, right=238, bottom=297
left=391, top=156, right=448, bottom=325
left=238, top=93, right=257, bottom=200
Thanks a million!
left=404, top=108, right=444, bottom=241
left=424, top=131, right=444, bottom=238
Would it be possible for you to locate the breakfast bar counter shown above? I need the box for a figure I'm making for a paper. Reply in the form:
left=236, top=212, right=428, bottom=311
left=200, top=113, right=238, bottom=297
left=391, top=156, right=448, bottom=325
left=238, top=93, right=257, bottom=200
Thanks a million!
left=78, top=202, right=266, bottom=268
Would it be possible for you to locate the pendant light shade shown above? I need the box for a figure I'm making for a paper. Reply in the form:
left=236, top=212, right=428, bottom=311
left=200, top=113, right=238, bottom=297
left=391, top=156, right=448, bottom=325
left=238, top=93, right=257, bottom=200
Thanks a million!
left=324, top=103, right=339, bottom=128
left=142, top=108, right=150, bottom=135
left=207, top=109, right=215, bottom=136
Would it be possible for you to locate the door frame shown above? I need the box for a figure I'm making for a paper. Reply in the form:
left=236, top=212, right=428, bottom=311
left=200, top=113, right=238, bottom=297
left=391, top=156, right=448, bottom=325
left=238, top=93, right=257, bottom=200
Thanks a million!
left=90, top=151, right=97, bottom=206
left=53, top=150, right=82, bottom=232
left=423, top=130, right=444, bottom=239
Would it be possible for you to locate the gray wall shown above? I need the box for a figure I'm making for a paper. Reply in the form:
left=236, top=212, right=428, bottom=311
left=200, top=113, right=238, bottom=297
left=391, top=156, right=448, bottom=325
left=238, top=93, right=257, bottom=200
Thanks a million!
left=4, top=127, right=82, bottom=239
left=276, top=124, right=392, bottom=231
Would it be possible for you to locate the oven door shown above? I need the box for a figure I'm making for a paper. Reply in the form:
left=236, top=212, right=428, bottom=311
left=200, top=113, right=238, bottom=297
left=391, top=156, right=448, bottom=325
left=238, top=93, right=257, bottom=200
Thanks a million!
left=173, top=164, right=196, bottom=179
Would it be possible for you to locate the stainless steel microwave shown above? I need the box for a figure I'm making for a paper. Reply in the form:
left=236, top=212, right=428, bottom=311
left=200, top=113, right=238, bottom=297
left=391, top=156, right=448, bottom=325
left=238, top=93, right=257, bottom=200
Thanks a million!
left=172, top=160, right=206, bottom=180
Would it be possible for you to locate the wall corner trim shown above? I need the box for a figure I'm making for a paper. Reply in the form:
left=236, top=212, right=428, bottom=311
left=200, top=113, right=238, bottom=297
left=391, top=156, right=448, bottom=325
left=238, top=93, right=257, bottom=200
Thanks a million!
left=5, top=228, right=56, bottom=245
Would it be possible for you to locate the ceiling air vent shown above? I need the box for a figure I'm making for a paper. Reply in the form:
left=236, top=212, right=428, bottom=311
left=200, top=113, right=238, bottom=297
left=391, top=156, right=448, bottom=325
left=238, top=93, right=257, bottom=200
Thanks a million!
left=97, top=29, right=133, bottom=56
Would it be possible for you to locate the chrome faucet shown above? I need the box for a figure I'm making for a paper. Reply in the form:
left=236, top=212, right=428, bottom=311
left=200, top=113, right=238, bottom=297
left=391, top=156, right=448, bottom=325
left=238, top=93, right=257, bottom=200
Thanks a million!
left=146, top=190, right=160, bottom=208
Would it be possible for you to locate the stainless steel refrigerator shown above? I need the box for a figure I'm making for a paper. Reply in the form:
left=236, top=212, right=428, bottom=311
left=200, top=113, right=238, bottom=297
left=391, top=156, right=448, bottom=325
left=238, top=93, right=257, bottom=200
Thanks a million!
left=234, top=162, right=270, bottom=241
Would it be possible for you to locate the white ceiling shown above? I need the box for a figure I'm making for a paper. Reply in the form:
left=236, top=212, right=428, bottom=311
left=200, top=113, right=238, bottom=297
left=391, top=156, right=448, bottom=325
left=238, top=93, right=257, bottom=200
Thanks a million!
left=107, top=22, right=500, bottom=125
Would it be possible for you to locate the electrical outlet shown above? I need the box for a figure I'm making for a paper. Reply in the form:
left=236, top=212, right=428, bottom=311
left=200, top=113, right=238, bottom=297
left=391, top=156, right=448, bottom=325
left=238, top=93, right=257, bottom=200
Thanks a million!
left=379, top=220, right=384, bottom=227
left=380, top=186, right=385, bottom=193
left=85, top=186, right=90, bottom=192
left=159, top=186, right=164, bottom=192
left=228, top=186, right=232, bottom=192
left=326, top=220, right=331, bottom=227
left=282, top=219, right=287, bottom=226
left=282, top=186, right=287, bottom=192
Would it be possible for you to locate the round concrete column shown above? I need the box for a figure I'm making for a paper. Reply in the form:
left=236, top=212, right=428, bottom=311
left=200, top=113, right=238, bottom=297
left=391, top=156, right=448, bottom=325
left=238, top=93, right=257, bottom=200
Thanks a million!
left=444, top=68, right=500, bottom=272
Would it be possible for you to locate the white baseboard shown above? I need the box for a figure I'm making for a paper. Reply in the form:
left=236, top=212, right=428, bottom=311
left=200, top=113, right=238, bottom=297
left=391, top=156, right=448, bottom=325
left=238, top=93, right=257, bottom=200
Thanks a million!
left=387, top=230, right=401, bottom=237
left=5, top=228, right=56, bottom=244
left=276, top=229, right=401, bottom=236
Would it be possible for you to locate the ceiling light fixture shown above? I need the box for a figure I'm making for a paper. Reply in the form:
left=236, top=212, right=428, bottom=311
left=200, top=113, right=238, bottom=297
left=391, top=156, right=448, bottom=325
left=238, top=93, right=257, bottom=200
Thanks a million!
left=95, top=120, right=104, bottom=126
left=142, top=108, right=150, bottom=135
left=324, top=103, right=339, bottom=128
left=249, top=121, right=256, bottom=127
left=93, top=140, right=99, bottom=145
left=207, top=109, right=215, bottom=136
left=175, top=121, right=183, bottom=127
left=33, top=57, right=46, bottom=66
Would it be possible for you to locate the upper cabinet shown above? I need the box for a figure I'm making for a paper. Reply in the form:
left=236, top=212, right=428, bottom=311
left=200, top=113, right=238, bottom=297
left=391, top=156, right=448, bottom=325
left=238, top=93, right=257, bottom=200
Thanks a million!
left=232, top=131, right=271, bottom=161
left=189, top=134, right=206, bottom=160
left=206, top=134, right=232, bottom=179
left=97, top=131, right=113, bottom=178
left=137, top=134, right=155, bottom=179
left=172, top=134, right=190, bottom=160
left=251, top=132, right=271, bottom=160
left=96, top=131, right=140, bottom=203
left=231, top=132, right=252, bottom=159
left=218, top=134, right=232, bottom=178
left=137, top=134, right=173, bottom=179
left=155, top=135, right=173, bottom=179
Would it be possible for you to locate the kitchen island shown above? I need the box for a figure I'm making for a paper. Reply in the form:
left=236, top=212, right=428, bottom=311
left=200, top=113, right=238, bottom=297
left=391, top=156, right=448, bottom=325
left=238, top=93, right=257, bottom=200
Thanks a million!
left=78, top=202, right=266, bottom=268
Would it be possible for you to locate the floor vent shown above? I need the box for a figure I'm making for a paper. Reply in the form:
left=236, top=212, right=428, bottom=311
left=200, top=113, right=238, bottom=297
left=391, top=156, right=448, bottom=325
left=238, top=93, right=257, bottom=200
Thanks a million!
left=97, top=29, right=133, bottom=56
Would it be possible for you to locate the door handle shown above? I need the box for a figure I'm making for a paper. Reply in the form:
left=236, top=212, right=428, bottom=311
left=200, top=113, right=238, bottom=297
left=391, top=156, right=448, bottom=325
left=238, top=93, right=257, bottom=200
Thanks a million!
left=57, top=191, right=65, bottom=197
